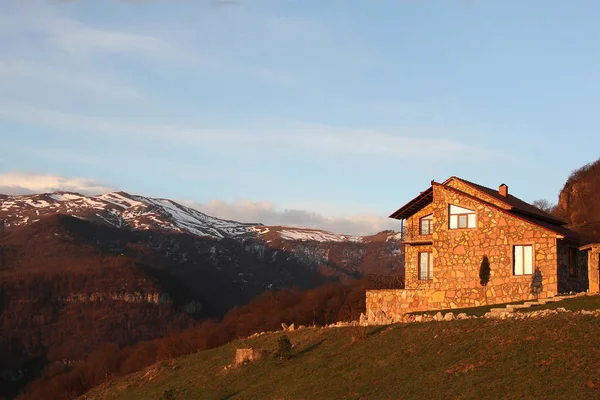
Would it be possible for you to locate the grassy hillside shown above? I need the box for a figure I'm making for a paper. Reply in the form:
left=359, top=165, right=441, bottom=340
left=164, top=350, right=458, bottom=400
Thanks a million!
left=82, top=307, right=600, bottom=400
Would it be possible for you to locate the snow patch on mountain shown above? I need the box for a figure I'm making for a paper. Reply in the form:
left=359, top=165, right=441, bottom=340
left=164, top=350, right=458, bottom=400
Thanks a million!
left=97, top=192, right=145, bottom=209
left=278, top=228, right=361, bottom=243
left=50, top=193, right=85, bottom=202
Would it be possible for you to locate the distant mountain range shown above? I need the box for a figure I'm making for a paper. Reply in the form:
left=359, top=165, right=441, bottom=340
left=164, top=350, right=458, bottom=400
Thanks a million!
left=0, top=191, right=379, bottom=243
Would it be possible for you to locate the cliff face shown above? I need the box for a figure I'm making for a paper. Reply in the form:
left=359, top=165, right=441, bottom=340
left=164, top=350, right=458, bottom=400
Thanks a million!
left=555, top=158, right=600, bottom=243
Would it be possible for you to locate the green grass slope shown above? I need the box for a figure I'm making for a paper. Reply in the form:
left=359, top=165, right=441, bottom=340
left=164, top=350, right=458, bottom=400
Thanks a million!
left=82, top=307, right=600, bottom=400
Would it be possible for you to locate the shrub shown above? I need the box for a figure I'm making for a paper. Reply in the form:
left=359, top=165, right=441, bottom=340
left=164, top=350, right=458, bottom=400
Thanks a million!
left=275, top=335, right=292, bottom=360
left=479, top=255, right=491, bottom=304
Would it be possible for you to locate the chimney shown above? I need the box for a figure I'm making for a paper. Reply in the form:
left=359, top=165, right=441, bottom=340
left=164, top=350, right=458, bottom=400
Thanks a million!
left=499, top=183, right=508, bottom=197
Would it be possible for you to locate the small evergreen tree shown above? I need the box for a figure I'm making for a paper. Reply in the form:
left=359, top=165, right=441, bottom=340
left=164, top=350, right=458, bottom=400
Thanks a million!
left=479, top=255, right=491, bottom=304
left=275, top=334, right=292, bottom=360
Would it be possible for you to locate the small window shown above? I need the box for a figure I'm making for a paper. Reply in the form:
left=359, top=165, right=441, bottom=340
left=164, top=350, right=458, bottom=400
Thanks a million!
left=418, top=251, right=433, bottom=280
left=420, top=214, right=433, bottom=235
left=513, top=245, right=533, bottom=275
left=449, top=205, right=476, bottom=229
left=569, top=248, right=578, bottom=277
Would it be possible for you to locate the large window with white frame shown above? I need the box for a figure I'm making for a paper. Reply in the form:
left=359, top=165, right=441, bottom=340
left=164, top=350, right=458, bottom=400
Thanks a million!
left=448, top=205, right=476, bottom=229
left=513, top=245, right=533, bottom=275
left=418, top=251, right=433, bottom=280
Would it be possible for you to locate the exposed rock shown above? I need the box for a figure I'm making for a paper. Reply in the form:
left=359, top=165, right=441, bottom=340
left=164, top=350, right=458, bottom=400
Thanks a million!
left=288, top=323, right=296, bottom=332
left=235, top=348, right=269, bottom=365
left=359, top=313, right=367, bottom=326
left=281, top=323, right=289, bottom=331
left=434, top=312, right=443, bottom=321
left=456, top=313, right=468, bottom=320
left=414, top=315, right=423, bottom=322
left=443, top=312, right=454, bottom=321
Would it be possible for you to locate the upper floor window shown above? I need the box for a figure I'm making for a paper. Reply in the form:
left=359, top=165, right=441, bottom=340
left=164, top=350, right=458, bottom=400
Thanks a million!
left=420, top=214, right=433, bottom=235
left=449, top=205, right=476, bottom=229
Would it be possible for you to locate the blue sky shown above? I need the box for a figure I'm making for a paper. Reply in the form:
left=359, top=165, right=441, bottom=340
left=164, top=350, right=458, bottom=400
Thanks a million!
left=1, top=0, right=599, bottom=235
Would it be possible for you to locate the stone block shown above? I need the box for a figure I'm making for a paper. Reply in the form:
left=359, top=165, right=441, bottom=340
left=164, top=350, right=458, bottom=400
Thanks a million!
left=235, top=348, right=269, bottom=365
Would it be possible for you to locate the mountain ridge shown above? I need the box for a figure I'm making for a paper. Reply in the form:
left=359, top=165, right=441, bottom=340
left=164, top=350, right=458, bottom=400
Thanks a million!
left=0, top=191, right=382, bottom=243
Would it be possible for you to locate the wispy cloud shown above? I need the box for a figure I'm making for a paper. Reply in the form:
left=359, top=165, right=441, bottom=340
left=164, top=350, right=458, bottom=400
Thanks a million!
left=182, top=198, right=398, bottom=236
left=0, top=60, right=144, bottom=101
left=0, top=100, right=482, bottom=159
left=0, top=171, right=114, bottom=195
left=3, top=2, right=175, bottom=58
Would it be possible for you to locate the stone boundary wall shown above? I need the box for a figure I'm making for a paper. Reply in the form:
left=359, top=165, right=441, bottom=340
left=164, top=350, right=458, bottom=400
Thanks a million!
left=366, top=284, right=540, bottom=322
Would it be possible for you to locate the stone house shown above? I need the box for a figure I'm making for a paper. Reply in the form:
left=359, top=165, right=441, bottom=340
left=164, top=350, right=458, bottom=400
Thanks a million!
left=367, top=176, right=593, bottom=321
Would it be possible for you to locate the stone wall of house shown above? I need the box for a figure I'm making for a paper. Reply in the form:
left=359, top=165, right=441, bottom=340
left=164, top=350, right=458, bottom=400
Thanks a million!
left=582, top=244, right=600, bottom=293
left=444, top=178, right=510, bottom=209
left=367, top=184, right=563, bottom=321
left=557, top=241, right=588, bottom=293
left=404, top=203, right=434, bottom=288
left=404, top=203, right=433, bottom=239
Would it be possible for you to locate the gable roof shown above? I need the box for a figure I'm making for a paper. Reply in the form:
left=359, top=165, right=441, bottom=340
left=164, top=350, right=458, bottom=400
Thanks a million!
left=444, top=176, right=566, bottom=225
left=389, top=176, right=579, bottom=242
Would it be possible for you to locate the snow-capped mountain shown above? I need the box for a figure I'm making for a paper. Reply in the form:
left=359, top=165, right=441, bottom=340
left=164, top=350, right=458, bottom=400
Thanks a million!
left=0, top=191, right=376, bottom=243
left=0, top=190, right=404, bottom=296
left=0, top=191, right=260, bottom=239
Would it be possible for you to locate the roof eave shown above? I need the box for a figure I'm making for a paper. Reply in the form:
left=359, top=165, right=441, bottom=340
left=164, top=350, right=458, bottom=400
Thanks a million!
left=389, top=187, right=433, bottom=220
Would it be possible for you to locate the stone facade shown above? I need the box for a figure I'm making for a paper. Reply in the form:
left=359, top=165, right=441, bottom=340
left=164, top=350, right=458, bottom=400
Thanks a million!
left=557, top=241, right=588, bottom=293
left=581, top=244, right=600, bottom=293
left=367, top=181, right=587, bottom=322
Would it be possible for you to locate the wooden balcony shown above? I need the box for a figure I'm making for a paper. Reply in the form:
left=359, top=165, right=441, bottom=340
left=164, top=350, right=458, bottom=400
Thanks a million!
left=403, top=226, right=433, bottom=245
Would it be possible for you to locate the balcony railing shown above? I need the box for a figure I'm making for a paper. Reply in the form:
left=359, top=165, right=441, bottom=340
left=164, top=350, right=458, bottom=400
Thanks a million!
left=366, top=274, right=405, bottom=290
left=402, top=226, right=433, bottom=244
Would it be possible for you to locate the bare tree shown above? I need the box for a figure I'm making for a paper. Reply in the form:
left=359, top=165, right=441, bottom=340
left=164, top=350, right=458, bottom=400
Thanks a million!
left=532, top=199, right=556, bottom=214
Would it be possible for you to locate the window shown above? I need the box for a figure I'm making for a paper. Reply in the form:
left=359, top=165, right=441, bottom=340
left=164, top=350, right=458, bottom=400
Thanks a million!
left=569, top=248, right=578, bottom=277
left=449, top=205, right=476, bottom=229
left=513, top=245, right=533, bottom=275
left=420, top=214, right=433, bottom=235
left=418, top=251, right=433, bottom=280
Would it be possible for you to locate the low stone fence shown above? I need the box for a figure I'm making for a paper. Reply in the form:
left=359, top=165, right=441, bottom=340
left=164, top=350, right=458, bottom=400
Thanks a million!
left=365, top=286, right=542, bottom=324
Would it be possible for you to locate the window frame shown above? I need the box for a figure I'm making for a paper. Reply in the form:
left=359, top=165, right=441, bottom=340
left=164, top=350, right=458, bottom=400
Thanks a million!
left=513, top=244, right=534, bottom=276
left=418, top=251, right=433, bottom=281
left=448, top=205, right=476, bottom=230
left=419, top=214, right=433, bottom=235
left=456, top=214, right=470, bottom=229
